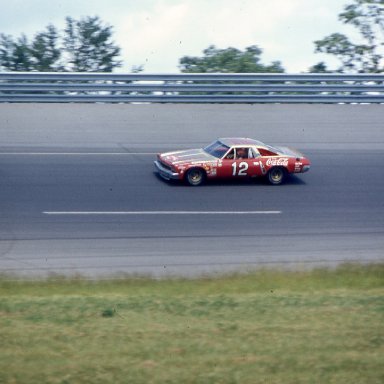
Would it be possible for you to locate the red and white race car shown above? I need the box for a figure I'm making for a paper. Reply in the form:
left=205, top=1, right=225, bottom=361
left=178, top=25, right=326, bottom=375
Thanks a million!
left=154, top=138, right=310, bottom=186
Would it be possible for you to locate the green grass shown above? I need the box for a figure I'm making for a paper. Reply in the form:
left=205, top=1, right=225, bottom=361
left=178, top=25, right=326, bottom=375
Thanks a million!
left=0, top=264, right=383, bottom=384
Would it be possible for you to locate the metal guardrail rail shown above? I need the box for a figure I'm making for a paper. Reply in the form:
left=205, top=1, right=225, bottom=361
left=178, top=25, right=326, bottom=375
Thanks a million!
left=0, top=72, right=383, bottom=103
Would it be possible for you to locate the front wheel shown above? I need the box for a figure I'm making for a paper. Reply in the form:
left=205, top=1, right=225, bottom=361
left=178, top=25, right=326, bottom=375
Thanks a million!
left=186, top=168, right=206, bottom=186
left=268, top=167, right=286, bottom=185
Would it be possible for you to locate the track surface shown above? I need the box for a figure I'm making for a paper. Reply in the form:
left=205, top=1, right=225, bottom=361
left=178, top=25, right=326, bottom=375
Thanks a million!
left=1, top=104, right=383, bottom=277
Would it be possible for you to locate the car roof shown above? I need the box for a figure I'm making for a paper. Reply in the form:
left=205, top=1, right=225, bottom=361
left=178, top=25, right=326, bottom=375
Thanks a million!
left=219, top=137, right=266, bottom=147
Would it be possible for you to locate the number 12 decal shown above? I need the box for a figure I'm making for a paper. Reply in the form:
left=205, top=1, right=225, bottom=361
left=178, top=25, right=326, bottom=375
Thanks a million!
left=232, top=161, right=249, bottom=176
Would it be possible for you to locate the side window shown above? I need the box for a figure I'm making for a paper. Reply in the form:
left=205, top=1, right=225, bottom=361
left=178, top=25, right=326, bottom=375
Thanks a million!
left=249, top=148, right=260, bottom=158
left=236, top=148, right=248, bottom=159
left=258, top=148, right=278, bottom=156
left=225, top=147, right=260, bottom=159
left=224, top=148, right=235, bottom=159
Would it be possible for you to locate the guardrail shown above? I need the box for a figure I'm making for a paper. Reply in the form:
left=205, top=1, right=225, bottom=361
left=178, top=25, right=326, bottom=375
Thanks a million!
left=1, top=72, right=383, bottom=103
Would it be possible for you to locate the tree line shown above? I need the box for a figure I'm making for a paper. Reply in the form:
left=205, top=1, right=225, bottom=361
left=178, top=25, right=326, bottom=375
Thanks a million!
left=0, top=16, right=121, bottom=72
left=0, top=0, right=383, bottom=73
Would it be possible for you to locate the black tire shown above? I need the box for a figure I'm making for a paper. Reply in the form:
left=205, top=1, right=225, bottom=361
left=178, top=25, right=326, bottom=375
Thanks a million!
left=268, top=167, right=286, bottom=185
left=186, top=168, right=206, bottom=186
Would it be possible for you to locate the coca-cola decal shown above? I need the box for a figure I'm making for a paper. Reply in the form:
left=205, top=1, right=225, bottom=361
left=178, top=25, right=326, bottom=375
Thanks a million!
left=266, top=158, right=289, bottom=167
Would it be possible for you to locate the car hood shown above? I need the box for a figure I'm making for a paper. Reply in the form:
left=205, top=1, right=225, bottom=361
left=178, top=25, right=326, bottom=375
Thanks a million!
left=160, top=149, right=217, bottom=166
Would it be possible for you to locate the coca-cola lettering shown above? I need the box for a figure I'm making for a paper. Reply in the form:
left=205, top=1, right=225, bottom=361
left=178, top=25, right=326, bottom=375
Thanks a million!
left=266, top=158, right=289, bottom=167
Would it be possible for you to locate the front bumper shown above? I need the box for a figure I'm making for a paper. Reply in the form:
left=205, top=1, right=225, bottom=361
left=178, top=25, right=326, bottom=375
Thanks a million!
left=154, top=161, right=180, bottom=180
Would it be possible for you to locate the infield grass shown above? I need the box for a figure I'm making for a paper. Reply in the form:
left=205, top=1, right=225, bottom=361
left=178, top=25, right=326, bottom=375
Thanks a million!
left=1, top=264, right=383, bottom=384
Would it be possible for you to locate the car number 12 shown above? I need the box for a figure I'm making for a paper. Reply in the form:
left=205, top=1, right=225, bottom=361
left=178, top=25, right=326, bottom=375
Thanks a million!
left=232, top=161, right=249, bottom=176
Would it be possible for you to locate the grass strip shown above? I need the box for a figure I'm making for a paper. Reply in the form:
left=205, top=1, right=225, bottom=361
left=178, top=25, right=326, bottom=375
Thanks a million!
left=1, top=263, right=383, bottom=384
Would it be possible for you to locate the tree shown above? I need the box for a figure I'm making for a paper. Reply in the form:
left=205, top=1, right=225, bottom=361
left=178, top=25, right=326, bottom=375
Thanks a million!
left=0, top=34, right=33, bottom=71
left=179, top=45, right=284, bottom=73
left=313, top=0, right=384, bottom=72
left=0, top=34, right=16, bottom=70
left=0, top=16, right=122, bottom=72
left=30, top=25, right=62, bottom=71
left=1, top=27, right=61, bottom=72
left=63, top=16, right=121, bottom=72
left=308, top=61, right=330, bottom=73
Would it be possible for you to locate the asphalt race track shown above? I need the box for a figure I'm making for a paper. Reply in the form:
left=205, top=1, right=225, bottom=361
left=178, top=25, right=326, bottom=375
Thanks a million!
left=1, top=104, right=383, bottom=277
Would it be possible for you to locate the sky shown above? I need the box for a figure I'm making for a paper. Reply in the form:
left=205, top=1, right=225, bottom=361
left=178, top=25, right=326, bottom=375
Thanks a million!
left=0, top=0, right=356, bottom=73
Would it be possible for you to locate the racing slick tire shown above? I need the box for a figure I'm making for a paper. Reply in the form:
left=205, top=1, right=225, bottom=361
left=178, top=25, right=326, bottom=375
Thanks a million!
left=186, top=168, right=206, bottom=186
left=268, top=167, right=286, bottom=185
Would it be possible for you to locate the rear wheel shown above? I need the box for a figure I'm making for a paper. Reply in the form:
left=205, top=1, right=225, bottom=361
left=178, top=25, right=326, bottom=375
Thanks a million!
left=268, top=167, right=286, bottom=185
left=186, top=168, right=205, bottom=186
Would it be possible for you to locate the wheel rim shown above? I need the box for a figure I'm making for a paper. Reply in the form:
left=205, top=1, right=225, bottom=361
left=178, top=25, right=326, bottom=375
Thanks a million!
left=189, top=170, right=202, bottom=184
left=270, top=169, right=283, bottom=183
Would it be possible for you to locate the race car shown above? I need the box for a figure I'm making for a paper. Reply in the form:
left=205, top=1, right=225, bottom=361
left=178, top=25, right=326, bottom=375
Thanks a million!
left=154, top=138, right=310, bottom=186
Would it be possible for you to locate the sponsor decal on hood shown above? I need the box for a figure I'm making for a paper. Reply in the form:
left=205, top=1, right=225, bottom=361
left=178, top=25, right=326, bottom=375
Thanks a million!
left=162, top=149, right=216, bottom=165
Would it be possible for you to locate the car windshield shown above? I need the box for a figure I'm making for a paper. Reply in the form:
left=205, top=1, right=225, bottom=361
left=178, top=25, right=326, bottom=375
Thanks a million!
left=203, top=140, right=230, bottom=158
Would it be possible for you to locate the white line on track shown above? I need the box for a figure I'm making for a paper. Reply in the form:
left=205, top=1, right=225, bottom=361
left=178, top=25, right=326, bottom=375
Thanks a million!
left=43, top=211, right=282, bottom=215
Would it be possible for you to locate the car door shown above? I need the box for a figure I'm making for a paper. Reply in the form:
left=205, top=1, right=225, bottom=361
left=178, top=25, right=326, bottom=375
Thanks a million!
left=217, top=147, right=260, bottom=178
left=216, top=148, right=235, bottom=178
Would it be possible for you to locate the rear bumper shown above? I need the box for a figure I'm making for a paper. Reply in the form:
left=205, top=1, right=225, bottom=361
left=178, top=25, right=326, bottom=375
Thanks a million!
left=154, top=161, right=180, bottom=180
